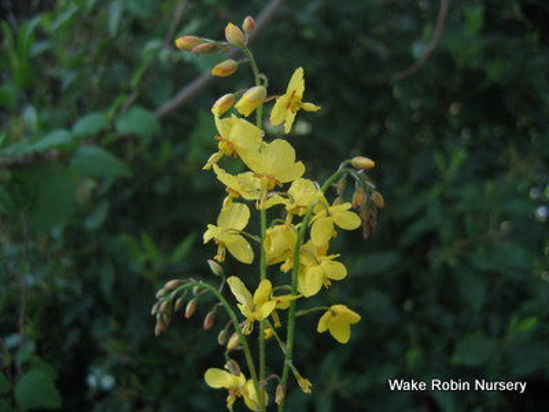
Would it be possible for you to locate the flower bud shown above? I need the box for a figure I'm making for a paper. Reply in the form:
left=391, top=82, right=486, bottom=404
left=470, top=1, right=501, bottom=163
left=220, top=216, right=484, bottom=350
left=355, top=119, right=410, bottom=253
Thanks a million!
left=155, top=288, right=167, bottom=299
left=203, top=311, right=216, bottom=330
left=159, top=299, right=173, bottom=314
left=175, top=35, right=202, bottom=51
left=217, top=329, right=228, bottom=345
left=192, top=285, right=203, bottom=296
left=359, top=206, right=370, bottom=223
left=207, top=258, right=225, bottom=276
left=225, top=359, right=241, bottom=376
left=164, top=279, right=183, bottom=290
left=226, top=332, right=240, bottom=351
left=372, top=191, right=385, bottom=209
left=351, top=156, right=375, bottom=170
left=224, top=22, right=246, bottom=46
left=294, top=371, right=312, bottom=394
left=242, top=16, right=256, bottom=34
left=352, top=187, right=366, bottom=209
left=275, top=384, right=286, bottom=405
left=151, top=301, right=160, bottom=316
left=191, top=42, right=217, bottom=54
left=234, top=86, right=266, bottom=117
left=174, top=296, right=185, bottom=312
left=211, top=59, right=238, bottom=77
left=154, top=322, right=165, bottom=337
left=185, top=298, right=197, bottom=318
left=264, top=326, right=275, bottom=340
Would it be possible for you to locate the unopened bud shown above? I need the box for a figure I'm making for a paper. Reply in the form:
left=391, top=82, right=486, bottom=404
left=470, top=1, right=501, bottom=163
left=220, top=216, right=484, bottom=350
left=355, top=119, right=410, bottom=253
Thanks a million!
left=211, top=59, right=238, bottom=77
left=226, top=332, right=240, bottom=351
left=154, top=322, right=165, bottom=337
left=234, top=86, right=267, bottom=117
left=175, top=35, right=202, bottom=51
left=351, top=156, right=376, bottom=170
left=275, top=384, right=286, bottom=405
left=185, top=298, right=198, bottom=318
left=155, top=288, right=167, bottom=299
left=174, top=296, right=185, bottom=311
left=164, top=279, right=183, bottom=290
left=264, top=326, right=275, bottom=340
left=150, top=301, right=160, bottom=316
left=352, top=187, right=366, bottom=209
left=207, top=259, right=225, bottom=276
left=242, top=16, right=256, bottom=34
left=372, top=191, right=385, bottom=209
left=191, top=42, right=217, bottom=54
left=203, top=311, right=216, bottom=330
left=225, top=359, right=241, bottom=376
left=159, top=299, right=173, bottom=314
left=294, top=371, right=312, bottom=394
left=192, top=285, right=203, bottom=296
left=224, top=22, right=246, bottom=46
left=359, top=206, right=370, bottom=223
left=217, top=329, right=228, bottom=345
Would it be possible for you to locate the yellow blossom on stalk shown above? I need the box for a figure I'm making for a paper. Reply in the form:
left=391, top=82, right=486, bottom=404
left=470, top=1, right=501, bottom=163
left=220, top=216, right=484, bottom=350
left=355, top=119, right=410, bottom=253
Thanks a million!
left=264, top=224, right=297, bottom=266
left=213, top=164, right=262, bottom=206
left=297, top=243, right=348, bottom=297
left=270, top=67, right=321, bottom=134
left=317, top=304, right=361, bottom=344
left=203, top=115, right=264, bottom=170
left=310, top=201, right=361, bottom=246
left=262, top=178, right=326, bottom=216
left=211, top=59, right=239, bottom=77
left=241, top=139, right=305, bottom=190
left=203, top=203, right=254, bottom=264
left=235, top=86, right=267, bottom=117
left=225, top=22, right=246, bottom=46
left=204, top=368, right=267, bottom=411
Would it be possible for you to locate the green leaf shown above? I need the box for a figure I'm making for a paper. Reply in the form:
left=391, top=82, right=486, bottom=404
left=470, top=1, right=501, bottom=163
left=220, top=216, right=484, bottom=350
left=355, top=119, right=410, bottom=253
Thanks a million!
left=171, top=232, right=197, bottom=263
left=115, top=106, right=159, bottom=142
left=71, top=146, right=131, bottom=178
left=452, top=333, right=497, bottom=367
left=108, top=0, right=124, bottom=38
left=30, top=129, right=73, bottom=152
left=0, top=184, right=15, bottom=215
left=85, top=200, right=109, bottom=230
left=15, top=369, right=62, bottom=410
left=72, top=112, right=109, bottom=137
left=0, top=371, right=10, bottom=394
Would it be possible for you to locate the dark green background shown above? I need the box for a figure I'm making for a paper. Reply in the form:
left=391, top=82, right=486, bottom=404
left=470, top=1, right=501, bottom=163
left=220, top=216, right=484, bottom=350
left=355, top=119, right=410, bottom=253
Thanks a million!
left=1, top=0, right=548, bottom=410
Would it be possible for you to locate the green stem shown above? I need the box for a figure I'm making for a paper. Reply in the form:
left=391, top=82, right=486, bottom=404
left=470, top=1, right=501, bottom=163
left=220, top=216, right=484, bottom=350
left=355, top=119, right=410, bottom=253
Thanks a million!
left=277, top=168, right=349, bottom=412
left=174, top=280, right=265, bottom=411
left=259, top=207, right=267, bottom=384
left=242, top=46, right=263, bottom=128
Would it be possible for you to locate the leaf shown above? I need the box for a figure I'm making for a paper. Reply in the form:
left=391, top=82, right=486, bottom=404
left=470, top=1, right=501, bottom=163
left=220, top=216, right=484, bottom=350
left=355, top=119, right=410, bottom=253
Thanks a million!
left=71, top=146, right=131, bottom=178
left=85, top=200, right=109, bottom=230
left=171, top=232, right=197, bottom=263
left=451, top=333, right=497, bottom=367
left=72, top=112, right=109, bottom=137
left=30, top=129, right=73, bottom=151
left=0, top=372, right=10, bottom=394
left=108, top=0, right=124, bottom=37
left=15, top=369, right=62, bottom=410
left=115, top=106, right=159, bottom=142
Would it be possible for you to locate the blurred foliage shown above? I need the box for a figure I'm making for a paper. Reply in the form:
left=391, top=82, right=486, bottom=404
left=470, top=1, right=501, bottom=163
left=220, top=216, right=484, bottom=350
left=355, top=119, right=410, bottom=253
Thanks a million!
left=1, top=0, right=548, bottom=410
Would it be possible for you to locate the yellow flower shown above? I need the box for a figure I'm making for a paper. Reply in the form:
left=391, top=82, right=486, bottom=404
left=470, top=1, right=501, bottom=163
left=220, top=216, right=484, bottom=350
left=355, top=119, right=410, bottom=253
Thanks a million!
left=203, top=203, right=254, bottom=264
left=310, top=201, right=361, bottom=246
left=265, top=224, right=297, bottom=266
left=317, top=304, right=361, bottom=344
left=262, top=178, right=326, bottom=216
left=213, top=164, right=262, bottom=204
left=297, top=243, right=347, bottom=297
left=235, top=86, right=266, bottom=117
left=204, top=368, right=267, bottom=411
left=227, top=276, right=277, bottom=333
left=241, top=139, right=305, bottom=190
left=270, top=67, right=321, bottom=134
left=203, top=115, right=263, bottom=170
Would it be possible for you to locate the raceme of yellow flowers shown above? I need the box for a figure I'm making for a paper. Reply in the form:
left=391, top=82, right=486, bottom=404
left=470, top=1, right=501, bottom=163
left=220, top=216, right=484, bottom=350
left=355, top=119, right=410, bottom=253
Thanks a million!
left=152, top=15, right=384, bottom=412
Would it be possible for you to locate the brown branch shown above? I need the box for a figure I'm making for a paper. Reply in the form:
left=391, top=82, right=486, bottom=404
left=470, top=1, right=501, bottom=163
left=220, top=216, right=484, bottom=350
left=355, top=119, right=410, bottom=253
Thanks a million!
left=154, top=0, right=286, bottom=120
left=393, top=0, right=450, bottom=81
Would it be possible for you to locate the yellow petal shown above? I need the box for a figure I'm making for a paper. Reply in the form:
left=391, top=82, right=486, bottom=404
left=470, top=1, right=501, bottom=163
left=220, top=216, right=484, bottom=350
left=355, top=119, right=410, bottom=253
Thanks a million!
left=227, top=276, right=253, bottom=307
left=254, top=300, right=276, bottom=320
left=333, top=304, right=361, bottom=324
left=317, top=311, right=330, bottom=333
left=270, top=94, right=290, bottom=126
left=203, top=224, right=219, bottom=244
left=299, top=266, right=324, bottom=297
left=301, top=102, right=321, bottom=112
left=283, top=111, right=297, bottom=134
left=225, top=235, right=254, bottom=264
left=217, top=202, right=250, bottom=231
left=310, top=218, right=334, bottom=246
left=328, top=321, right=352, bottom=344
left=253, top=279, right=272, bottom=306
left=321, top=259, right=347, bottom=281
left=287, top=67, right=305, bottom=99
left=334, top=210, right=361, bottom=230
left=204, top=368, right=245, bottom=389
left=243, top=380, right=268, bottom=412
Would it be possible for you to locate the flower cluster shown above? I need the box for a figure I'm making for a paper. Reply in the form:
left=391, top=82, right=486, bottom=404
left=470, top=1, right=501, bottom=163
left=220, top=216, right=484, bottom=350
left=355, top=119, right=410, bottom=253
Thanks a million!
left=152, top=15, right=384, bottom=412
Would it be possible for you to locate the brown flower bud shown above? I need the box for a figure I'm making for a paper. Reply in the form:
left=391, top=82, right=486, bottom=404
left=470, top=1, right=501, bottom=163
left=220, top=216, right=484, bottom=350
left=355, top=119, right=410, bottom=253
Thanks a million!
left=242, top=16, right=256, bottom=34
left=155, top=288, right=167, bottom=299
left=211, top=59, right=238, bottom=77
left=185, top=298, right=198, bottom=318
left=217, top=329, right=228, bottom=345
left=159, top=299, right=173, bottom=314
left=191, top=42, right=217, bottom=54
left=226, top=332, right=240, bottom=351
left=225, top=22, right=245, bottom=46
left=174, top=35, right=202, bottom=51
left=154, top=322, right=165, bottom=337
left=351, top=156, right=376, bottom=170
left=150, top=301, right=160, bottom=316
left=275, top=384, right=286, bottom=405
left=192, top=285, right=203, bottom=296
left=352, top=187, right=366, bottom=209
left=174, top=296, right=185, bottom=312
left=225, top=359, right=241, bottom=376
left=164, top=279, right=183, bottom=290
left=372, top=191, right=385, bottom=208
left=203, top=311, right=216, bottom=330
